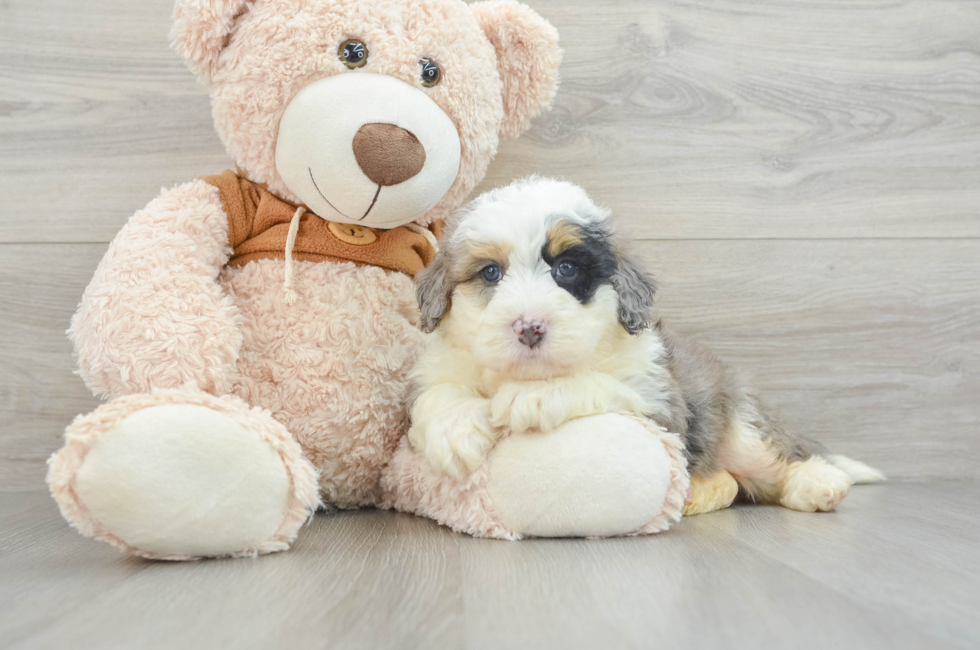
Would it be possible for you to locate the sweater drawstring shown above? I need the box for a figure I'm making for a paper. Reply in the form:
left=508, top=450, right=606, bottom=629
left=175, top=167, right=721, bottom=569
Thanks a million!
left=282, top=205, right=306, bottom=304
left=405, top=222, right=439, bottom=253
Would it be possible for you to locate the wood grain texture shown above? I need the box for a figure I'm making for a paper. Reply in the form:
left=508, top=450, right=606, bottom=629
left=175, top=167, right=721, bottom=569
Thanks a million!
left=643, top=238, right=980, bottom=481
left=2, top=239, right=977, bottom=490
left=1, top=0, right=978, bottom=242
left=0, top=245, right=105, bottom=491
left=1, top=483, right=978, bottom=649
left=482, top=0, right=980, bottom=240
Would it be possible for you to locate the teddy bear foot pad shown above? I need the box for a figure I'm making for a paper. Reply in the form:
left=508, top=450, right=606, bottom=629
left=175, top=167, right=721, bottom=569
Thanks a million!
left=486, top=415, right=683, bottom=537
left=382, top=414, right=690, bottom=540
left=48, top=389, right=320, bottom=560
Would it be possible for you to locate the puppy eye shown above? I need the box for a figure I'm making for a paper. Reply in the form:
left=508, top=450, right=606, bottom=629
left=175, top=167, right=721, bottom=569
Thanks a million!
left=420, top=58, right=441, bottom=87
left=555, top=260, right=579, bottom=278
left=480, top=264, right=502, bottom=283
left=339, top=39, right=368, bottom=69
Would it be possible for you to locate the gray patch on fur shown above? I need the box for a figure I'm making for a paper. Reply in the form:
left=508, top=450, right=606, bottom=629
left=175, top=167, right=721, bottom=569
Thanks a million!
left=646, top=328, right=820, bottom=482
left=611, top=253, right=658, bottom=334
left=743, top=394, right=824, bottom=462
left=416, top=250, right=453, bottom=333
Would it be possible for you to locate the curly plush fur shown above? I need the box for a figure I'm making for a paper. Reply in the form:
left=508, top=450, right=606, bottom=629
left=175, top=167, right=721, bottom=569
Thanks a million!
left=70, top=181, right=242, bottom=398
left=220, top=254, right=424, bottom=506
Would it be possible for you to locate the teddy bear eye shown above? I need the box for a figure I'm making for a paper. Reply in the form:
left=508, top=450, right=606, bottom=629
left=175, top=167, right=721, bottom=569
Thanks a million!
left=339, top=39, right=368, bottom=69
left=420, top=58, right=441, bottom=87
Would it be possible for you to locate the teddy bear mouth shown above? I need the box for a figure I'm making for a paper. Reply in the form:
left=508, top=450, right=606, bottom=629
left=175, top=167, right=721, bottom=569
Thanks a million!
left=308, top=167, right=380, bottom=222
left=360, top=185, right=382, bottom=221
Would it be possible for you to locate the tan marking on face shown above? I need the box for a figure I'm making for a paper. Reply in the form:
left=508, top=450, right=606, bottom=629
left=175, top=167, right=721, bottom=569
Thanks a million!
left=444, top=239, right=513, bottom=308
left=452, top=239, right=513, bottom=283
left=467, top=240, right=513, bottom=265
left=546, top=221, right=584, bottom=258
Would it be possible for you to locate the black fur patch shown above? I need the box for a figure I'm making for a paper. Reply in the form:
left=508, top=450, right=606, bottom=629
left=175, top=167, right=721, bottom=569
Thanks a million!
left=541, top=222, right=617, bottom=304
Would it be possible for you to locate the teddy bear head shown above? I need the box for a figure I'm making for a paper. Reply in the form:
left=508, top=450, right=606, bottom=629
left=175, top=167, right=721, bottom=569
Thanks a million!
left=172, top=0, right=561, bottom=229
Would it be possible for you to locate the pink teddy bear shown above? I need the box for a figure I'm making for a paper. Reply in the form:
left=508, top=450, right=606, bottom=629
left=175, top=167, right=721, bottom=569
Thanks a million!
left=47, top=0, right=562, bottom=559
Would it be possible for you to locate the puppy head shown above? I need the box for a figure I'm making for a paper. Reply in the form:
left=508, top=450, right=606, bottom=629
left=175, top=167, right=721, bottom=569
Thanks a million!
left=417, top=177, right=657, bottom=379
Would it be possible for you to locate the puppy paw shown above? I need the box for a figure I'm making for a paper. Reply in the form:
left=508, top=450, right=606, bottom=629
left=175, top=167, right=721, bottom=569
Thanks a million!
left=490, top=382, right=572, bottom=433
left=779, top=457, right=852, bottom=512
left=490, top=383, right=532, bottom=432
left=410, top=402, right=497, bottom=479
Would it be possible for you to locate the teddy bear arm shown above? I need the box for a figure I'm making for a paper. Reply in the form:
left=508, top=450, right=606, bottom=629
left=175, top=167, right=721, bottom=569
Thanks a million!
left=70, top=180, right=243, bottom=398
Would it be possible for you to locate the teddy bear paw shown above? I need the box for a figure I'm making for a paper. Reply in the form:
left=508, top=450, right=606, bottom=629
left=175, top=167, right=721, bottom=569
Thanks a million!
left=49, top=391, right=320, bottom=559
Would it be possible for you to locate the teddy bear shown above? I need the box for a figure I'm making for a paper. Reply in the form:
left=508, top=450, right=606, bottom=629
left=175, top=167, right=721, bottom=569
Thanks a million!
left=46, top=0, right=564, bottom=560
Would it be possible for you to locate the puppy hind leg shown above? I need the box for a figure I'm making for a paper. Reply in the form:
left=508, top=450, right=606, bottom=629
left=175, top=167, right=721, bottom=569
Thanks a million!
left=718, top=419, right=853, bottom=513
left=779, top=456, right=852, bottom=512
left=715, top=419, right=789, bottom=505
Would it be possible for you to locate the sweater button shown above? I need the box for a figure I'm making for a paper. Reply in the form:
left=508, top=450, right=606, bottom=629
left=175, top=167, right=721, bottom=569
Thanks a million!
left=328, top=222, right=377, bottom=245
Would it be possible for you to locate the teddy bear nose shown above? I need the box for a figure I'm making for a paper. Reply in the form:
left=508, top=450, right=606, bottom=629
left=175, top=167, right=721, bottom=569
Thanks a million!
left=352, top=123, right=427, bottom=186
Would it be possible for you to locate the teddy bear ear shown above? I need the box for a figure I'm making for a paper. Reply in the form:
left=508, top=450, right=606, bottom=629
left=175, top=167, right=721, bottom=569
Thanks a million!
left=471, top=0, right=562, bottom=139
left=171, top=0, right=254, bottom=83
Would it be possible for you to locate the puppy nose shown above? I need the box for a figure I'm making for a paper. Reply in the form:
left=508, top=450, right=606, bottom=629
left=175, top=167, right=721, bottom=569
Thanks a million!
left=513, top=319, right=546, bottom=349
left=352, top=123, right=427, bottom=186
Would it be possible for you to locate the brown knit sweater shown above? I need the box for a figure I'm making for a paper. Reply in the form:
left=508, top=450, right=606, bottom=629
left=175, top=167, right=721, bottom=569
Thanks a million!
left=201, top=170, right=438, bottom=278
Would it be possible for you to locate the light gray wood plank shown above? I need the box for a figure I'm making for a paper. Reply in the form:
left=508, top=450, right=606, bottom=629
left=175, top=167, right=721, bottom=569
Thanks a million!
left=641, top=238, right=980, bottom=482
left=0, top=0, right=231, bottom=245
left=6, top=502, right=448, bottom=649
left=479, top=0, right=980, bottom=239
left=685, top=482, right=980, bottom=648
left=0, top=494, right=153, bottom=649
left=2, top=0, right=978, bottom=243
left=2, top=239, right=977, bottom=490
left=3, top=485, right=978, bottom=649
left=0, top=245, right=104, bottom=492
left=457, top=503, right=955, bottom=650
left=0, top=491, right=49, bottom=523
left=0, top=493, right=462, bottom=650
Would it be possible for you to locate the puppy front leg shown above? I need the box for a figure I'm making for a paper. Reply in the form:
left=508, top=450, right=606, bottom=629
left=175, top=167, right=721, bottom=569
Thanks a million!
left=490, top=373, right=647, bottom=433
left=408, top=385, right=498, bottom=479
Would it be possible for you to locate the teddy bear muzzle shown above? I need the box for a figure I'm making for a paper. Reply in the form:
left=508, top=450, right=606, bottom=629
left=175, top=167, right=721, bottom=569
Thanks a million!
left=274, top=72, right=461, bottom=229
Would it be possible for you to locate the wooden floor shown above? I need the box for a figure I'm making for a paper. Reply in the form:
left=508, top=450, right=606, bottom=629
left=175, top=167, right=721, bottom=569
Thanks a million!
left=1, top=0, right=979, bottom=647
left=1, top=482, right=978, bottom=649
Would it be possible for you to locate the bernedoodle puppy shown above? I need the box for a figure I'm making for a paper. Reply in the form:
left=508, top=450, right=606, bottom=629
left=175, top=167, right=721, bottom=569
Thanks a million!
left=408, top=177, right=884, bottom=513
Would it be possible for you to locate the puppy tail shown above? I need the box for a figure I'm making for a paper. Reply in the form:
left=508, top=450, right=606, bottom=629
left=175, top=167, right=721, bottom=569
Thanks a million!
left=824, top=454, right=886, bottom=484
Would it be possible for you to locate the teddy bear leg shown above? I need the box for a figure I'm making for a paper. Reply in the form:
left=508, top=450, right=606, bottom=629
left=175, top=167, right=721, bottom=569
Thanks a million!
left=47, top=388, right=320, bottom=560
left=382, top=413, right=689, bottom=540
left=682, top=471, right=739, bottom=516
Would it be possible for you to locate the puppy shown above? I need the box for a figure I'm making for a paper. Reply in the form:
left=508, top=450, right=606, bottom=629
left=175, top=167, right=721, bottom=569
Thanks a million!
left=408, top=177, right=884, bottom=512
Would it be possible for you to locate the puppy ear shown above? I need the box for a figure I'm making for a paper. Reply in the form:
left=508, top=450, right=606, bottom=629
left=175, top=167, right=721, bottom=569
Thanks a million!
left=416, top=252, right=454, bottom=333
left=171, top=0, right=254, bottom=83
left=611, top=253, right=657, bottom=335
left=471, top=0, right=562, bottom=139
